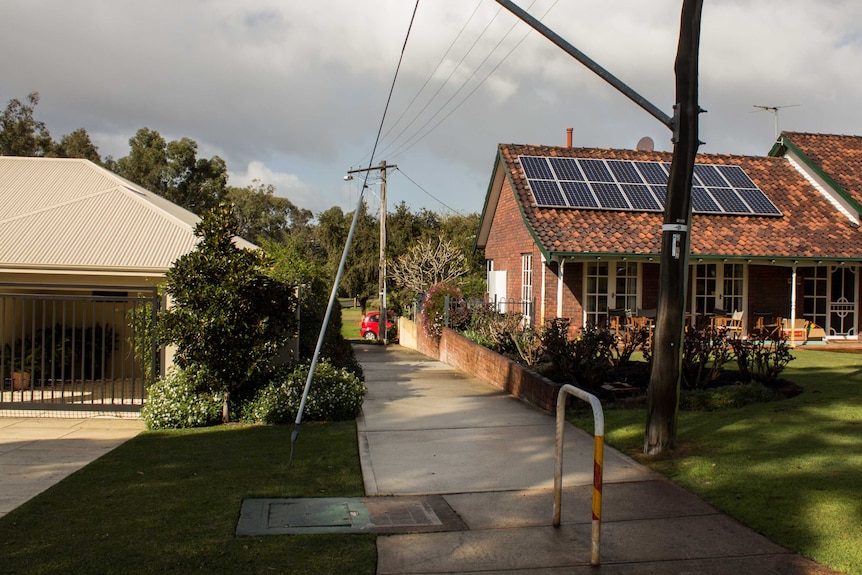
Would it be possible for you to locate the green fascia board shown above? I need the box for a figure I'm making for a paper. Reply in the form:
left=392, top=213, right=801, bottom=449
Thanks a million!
left=546, top=251, right=861, bottom=265
left=773, top=137, right=862, bottom=215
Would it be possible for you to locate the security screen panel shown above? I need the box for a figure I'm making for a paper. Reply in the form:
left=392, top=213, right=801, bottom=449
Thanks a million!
left=519, top=155, right=782, bottom=216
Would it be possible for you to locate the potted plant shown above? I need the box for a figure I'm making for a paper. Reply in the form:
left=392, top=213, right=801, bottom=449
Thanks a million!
left=4, top=339, right=37, bottom=391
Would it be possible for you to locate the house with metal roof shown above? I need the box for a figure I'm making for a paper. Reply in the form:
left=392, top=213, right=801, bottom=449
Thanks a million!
left=0, top=156, right=252, bottom=411
left=475, top=132, right=862, bottom=342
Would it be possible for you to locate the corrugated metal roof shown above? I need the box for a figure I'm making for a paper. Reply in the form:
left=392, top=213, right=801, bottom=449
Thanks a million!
left=0, top=157, right=209, bottom=272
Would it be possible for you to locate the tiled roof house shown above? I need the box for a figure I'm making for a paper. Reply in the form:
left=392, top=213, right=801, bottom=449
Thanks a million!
left=475, top=132, right=862, bottom=341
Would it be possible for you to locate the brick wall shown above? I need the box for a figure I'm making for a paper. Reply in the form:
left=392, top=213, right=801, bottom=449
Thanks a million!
left=398, top=316, right=561, bottom=414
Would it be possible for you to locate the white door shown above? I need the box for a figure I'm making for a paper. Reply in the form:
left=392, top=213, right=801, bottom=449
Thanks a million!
left=692, top=263, right=745, bottom=315
left=584, top=261, right=639, bottom=326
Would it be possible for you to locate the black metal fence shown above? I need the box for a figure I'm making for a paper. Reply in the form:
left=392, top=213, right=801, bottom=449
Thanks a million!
left=1, top=284, right=160, bottom=409
left=407, top=295, right=536, bottom=329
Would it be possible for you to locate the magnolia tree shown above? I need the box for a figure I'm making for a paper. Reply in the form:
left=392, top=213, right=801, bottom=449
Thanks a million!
left=159, top=203, right=297, bottom=422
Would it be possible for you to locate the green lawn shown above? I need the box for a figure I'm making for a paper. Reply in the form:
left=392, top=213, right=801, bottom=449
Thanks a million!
left=341, top=304, right=364, bottom=341
left=0, top=422, right=376, bottom=575
left=571, top=348, right=862, bottom=575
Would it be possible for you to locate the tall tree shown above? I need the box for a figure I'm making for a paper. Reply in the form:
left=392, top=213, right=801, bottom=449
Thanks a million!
left=55, top=128, right=101, bottom=163
left=226, top=180, right=313, bottom=242
left=112, top=128, right=226, bottom=214
left=0, top=92, right=54, bottom=156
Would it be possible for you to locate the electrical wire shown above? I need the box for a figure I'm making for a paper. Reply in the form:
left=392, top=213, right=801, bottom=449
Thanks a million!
left=394, top=167, right=466, bottom=217
left=387, top=0, right=558, bottom=160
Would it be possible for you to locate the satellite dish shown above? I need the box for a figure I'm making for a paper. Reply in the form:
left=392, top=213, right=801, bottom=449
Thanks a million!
left=636, top=136, right=655, bottom=152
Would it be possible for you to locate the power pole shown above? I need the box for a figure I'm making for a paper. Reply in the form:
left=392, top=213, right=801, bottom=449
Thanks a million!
left=347, top=160, right=397, bottom=344
left=645, top=0, right=704, bottom=455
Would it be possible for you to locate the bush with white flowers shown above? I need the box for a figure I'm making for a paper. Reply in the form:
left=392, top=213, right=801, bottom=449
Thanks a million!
left=142, top=367, right=222, bottom=430
left=241, top=359, right=365, bottom=425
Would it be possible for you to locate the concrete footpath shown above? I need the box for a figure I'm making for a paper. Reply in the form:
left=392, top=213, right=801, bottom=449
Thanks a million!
left=0, top=416, right=144, bottom=518
left=355, top=344, right=839, bottom=575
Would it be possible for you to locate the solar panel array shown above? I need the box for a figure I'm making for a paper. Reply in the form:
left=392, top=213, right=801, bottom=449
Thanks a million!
left=518, top=156, right=782, bottom=216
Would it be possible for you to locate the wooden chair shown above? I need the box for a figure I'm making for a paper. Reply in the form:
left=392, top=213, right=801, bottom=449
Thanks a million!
left=713, top=310, right=744, bottom=337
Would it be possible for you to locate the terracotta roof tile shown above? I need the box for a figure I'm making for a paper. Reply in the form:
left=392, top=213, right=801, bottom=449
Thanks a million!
left=782, top=132, right=862, bottom=208
left=498, top=143, right=862, bottom=260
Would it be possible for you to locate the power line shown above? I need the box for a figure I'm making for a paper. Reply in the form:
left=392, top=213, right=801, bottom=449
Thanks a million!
left=378, top=0, right=484, bottom=145
left=394, top=167, right=466, bottom=217
left=387, top=0, right=558, bottom=160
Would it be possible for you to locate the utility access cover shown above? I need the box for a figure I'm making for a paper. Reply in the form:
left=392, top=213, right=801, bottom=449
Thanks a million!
left=236, top=496, right=464, bottom=536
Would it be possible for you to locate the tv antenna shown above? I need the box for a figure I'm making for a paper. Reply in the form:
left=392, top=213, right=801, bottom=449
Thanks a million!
left=752, top=104, right=800, bottom=140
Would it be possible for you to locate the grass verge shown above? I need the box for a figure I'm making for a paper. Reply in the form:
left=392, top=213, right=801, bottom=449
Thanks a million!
left=569, top=349, right=862, bottom=575
left=0, top=422, right=376, bottom=575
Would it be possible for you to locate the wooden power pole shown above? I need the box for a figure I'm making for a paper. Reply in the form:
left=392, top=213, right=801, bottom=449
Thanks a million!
left=347, top=160, right=397, bottom=344
left=644, top=0, right=704, bottom=455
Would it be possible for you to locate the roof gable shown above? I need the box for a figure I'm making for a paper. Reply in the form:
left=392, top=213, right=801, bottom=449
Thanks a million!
left=772, top=132, right=862, bottom=215
left=0, top=157, right=204, bottom=273
left=478, top=143, right=862, bottom=262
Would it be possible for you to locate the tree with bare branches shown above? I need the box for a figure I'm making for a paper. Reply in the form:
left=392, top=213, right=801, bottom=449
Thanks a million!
left=389, top=236, right=469, bottom=301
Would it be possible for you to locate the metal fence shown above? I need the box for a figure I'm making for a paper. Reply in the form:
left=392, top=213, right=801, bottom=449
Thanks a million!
left=406, top=295, right=536, bottom=329
left=1, top=284, right=160, bottom=409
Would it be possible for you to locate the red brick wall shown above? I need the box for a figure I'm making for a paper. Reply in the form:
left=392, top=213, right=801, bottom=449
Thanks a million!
left=399, top=317, right=561, bottom=414
left=485, top=178, right=540, bottom=306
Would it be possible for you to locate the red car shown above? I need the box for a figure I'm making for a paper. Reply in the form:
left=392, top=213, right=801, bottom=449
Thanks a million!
left=359, top=312, right=394, bottom=340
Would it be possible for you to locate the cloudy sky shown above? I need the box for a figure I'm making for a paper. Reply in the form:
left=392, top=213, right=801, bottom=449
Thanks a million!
left=3, top=1, right=861, bottom=217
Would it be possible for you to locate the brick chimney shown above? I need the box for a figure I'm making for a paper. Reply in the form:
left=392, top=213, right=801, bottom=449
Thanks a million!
left=566, top=127, right=573, bottom=148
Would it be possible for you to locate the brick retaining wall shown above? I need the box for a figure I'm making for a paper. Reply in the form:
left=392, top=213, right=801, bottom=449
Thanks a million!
left=397, top=317, right=561, bottom=413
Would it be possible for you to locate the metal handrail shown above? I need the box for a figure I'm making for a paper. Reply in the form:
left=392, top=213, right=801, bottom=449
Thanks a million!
left=554, top=384, right=605, bottom=566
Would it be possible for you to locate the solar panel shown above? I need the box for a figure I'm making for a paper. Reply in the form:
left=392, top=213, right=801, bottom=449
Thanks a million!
left=578, top=159, right=613, bottom=182
left=520, top=156, right=553, bottom=179
left=738, top=188, right=782, bottom=215
left=608, top=160, right=642, bottom=184
left=710, top=187, right=752, bottom=214
left=716, top=165, right=757, bottom=189
left=592, top=182, right=630, bottom=209
left=623, top=184, right=662, bottom=210
left=635, top=161, right=668, bottom=185
left=560, top=181, right=598, bottom=208
left=650, top=185, right=668, bottom=206
left=529, top=179, right=566, bottom=206
left=548, top=157, right=584, bottom=181
left=517, top=155, right=781, bottom=216
left=691, top=187, right=722, bottom=212
left=693, top=164, right=728, bottom=187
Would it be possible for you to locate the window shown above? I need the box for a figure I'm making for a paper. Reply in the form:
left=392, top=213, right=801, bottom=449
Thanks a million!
left=521, top=253, right=533, bottom=322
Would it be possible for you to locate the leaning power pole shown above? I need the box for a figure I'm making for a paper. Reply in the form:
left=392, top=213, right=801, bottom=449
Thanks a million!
left=496, top=0, right=704, bottom=455
left=347, top=160, right=396, bottom=344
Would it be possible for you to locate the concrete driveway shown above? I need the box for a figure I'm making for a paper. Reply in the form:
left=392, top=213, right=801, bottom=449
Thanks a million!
left=0, top=416, right=144, bottom=518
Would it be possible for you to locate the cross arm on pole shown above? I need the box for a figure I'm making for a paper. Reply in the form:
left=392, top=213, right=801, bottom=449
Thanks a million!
left=494, top=0, right=675, bottom=132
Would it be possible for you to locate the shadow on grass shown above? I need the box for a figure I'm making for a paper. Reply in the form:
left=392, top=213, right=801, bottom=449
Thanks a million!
left=0, top=423, right=376, bottom=575
left=583, top=350, right=862, bottom=575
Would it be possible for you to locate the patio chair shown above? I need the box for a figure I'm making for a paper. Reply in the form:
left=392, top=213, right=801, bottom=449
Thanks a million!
left=713, top=310, right=744, bottom=337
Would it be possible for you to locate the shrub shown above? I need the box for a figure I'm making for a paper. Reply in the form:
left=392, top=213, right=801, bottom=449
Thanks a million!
left=141, top=367, right=222, bottom=430
left=729, top=331, right=795, bottom=387
left=241, top=359, right=365, bottom=424
left=463, top=304, right=523, bottom=355
left=421, top=283, right=466, bottom=338
left=681, top=326, right=733, bottom=390
left=539, top=319, right=616, bottom=391
left=511, top=327, right=543, bottom=366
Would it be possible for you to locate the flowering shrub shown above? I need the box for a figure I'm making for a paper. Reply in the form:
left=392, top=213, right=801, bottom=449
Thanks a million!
left=241, top=359, right=366, bottom=424
left=141, top=367, right=222, bottom=430
left=421, top=283, right=466, bottom=338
